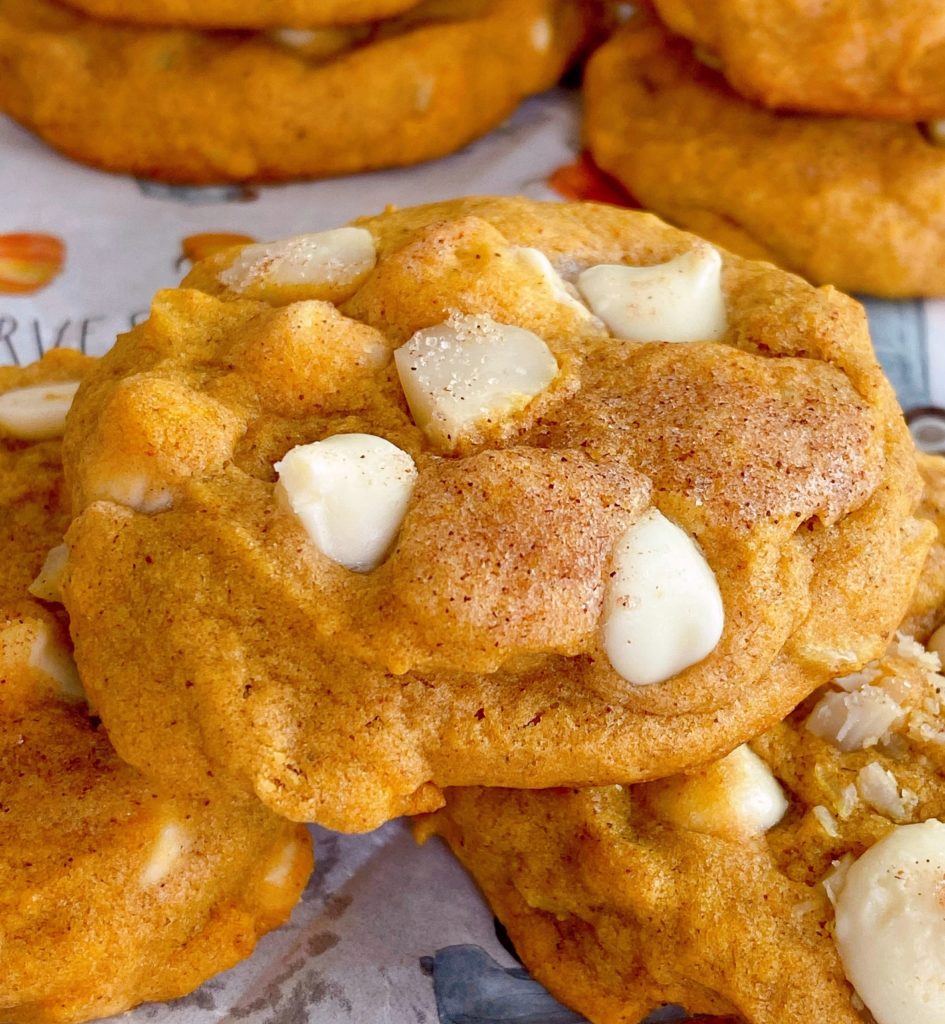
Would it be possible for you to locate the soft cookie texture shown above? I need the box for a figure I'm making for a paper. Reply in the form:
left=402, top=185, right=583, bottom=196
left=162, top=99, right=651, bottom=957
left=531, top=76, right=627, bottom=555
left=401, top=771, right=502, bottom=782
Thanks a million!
left=61, top=197, right=929, bottom=832
left=0, top=0, right=591, bottom=183
left=583, top=15, right=945, bottom=298
left=903, top=453, right=945, bottom=639
left=0, top=355, right=314, bottom=1024
left=420, top=632, right=945, bottom=1024
left=57, top=0, right=422, bottom=29
left=651, top=0, right=945, bottom=121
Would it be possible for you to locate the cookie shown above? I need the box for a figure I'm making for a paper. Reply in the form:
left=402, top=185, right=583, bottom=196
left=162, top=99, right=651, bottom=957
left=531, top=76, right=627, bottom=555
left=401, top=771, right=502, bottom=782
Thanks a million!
left=60, top=197, right=928, bottom=832
left=0, top=355, right=314, bottom=1024
left=421, top=631, right=945, bottom=1024
left=583, top=16, right=945, bottom=298
left=57, top=0, right=421, bottom=30
left=0, top=0, right=591, bottom=183
left=904, top=453, right=945, bottom=641
left=650, top=0, right=945, bottom=121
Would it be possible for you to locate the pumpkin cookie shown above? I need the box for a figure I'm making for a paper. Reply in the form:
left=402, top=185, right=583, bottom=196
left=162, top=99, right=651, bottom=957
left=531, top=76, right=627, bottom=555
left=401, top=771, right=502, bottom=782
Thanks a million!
left=57, top=0, right=421, bottom=30
left=421, top=630, right=945, bottom=1024
left=904, top=453, right=945, bottom=641
left=651, top=0, right=945, bottom=121
left=60, top=197, right=928, bottom=832
left=0, top=355, right=313, bottom=1024
left=0, top=0, right=591, bottom=183
left=583, top=16, right=945, bottom=297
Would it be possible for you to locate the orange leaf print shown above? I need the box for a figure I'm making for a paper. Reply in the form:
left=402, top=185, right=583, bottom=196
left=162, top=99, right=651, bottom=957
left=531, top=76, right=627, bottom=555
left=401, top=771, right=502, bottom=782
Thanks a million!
left=0, top=234, right=66, bottom=295
left=547, top=153, right=637, bottom=208
left=180, top=232, right=255, bottom=265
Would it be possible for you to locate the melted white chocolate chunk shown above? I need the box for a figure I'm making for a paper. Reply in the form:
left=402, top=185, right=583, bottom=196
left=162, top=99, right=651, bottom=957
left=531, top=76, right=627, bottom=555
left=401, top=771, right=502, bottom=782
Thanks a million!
left=28, top=622, right=84, bottom=702
left=576, top=244, right=726, bottom=342
left=834, top=820, right=945, bottom=1024
left=645, top=744, right=788, bottom=840
left=28, top=543, right=69, bottom=603
left=929, top=623, right=945, bottom=662
left=219, top=228, right=376, bottom=297
left=0, top=381, right=80, bottom=440
left=394, top=313, right=558, bottom=447
left=275, top=433, right=417, bottom=573
left=602, top=508, right=724, bottom=686
left=508, top=247, right=596, bottom=319
left=140, top=820, right=190, bottom=887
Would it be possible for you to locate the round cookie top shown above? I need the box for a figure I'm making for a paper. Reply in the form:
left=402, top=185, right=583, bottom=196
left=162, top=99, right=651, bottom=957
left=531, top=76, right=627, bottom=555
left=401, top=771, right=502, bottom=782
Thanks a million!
left=651, top=0, right=945, bottom=121
left=0, top=0, right=590, bottom=183
left=583, top=15, right=945, bottom=298
left=61, top=197, right=928, bottom=832
left=56, top=0, right=422, bottom=30
left=0, top=355, right=313, bottom=1024
left=424, top=630, right=945, bottom=1024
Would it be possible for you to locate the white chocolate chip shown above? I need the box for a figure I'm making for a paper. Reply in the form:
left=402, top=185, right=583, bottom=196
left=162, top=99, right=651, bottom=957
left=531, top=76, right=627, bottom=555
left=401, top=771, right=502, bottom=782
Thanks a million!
left=509, top=247, right=596, bottom=319
left=263, top=838, right=304, bottom=888
left=602, top=508, right=724, bottom=685
left=219, top=228, right=376, bottom=296
left=140, top=821, right=190, bottom=887
left=28, top=543, right=69, bottom=603
left=925, top=120, right=945, bottom=146
left=274, top=433, right=417, bottom=573
left=530, top=15, right=551, bottom=52
left=0, top=381, right=80, bottom=441
left=645, top=744, right=788, bottom=840
left=834, top=820, right=945, bottom=1024
left=576, top=245, right=727, bottom=342
left=266, top=25, right=364, bottom=59
left=394, top=313, right=558, bottom=447
left=92, top=473, right=174, bottom=514
left=929, top=624, right=945, bottom=663
left=28, top=622, right=84, bottom=702
left=413, top=76, right=435, bottom=113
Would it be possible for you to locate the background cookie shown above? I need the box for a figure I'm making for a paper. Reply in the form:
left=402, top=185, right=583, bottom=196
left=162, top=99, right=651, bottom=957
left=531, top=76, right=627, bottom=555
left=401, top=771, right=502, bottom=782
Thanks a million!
left=57, top=0, right=422, bottom=29
left=0, top=0, right=591, bottom=182
left=903, top=453, right=945, bottom=639
left=421, top=631, right=945, bottom=1024
left=583, top=16, right=945, bottom=297
left=59, top=198, right=928, bottom=832
left=651, top=0, right=945, bottom=121
left=0, top=354, right=314, bottom=1024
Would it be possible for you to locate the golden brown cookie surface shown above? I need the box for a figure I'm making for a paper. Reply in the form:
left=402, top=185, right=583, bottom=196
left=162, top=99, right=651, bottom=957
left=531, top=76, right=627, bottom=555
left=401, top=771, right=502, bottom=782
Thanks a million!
left=0, top=0, right=590, bottom=183
left=651, top=0, right=945, bottom=121
left=903, top=453, right=945, bottom=639
left=422, top=633, right=945, bottom=1024
left=57, top=0, right=421, bottom=29
left=583, top=16, right=945, bottom=298
left=0, top=355, right=313, bottom=1024
left=61, top=197, right=927, bottom=832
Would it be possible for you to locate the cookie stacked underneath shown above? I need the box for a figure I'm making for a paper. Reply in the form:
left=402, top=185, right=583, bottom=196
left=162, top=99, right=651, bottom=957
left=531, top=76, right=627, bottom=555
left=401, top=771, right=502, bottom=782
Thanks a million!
left=2, top=197, right=942, bottom=1022
left=0, top=0, right=594, bottom=182
left=0, top=351, right=313, bottom=1024
left=583, top=3, right=945, bottom=297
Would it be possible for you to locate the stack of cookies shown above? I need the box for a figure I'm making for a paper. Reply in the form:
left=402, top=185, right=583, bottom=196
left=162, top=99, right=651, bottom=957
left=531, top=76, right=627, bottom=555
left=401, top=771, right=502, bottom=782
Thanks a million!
left=583, top=2, right=945, bottom=298
left=2, top=196, right=944, bottom=1024
left=0, top=0, right=595, bottom=182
